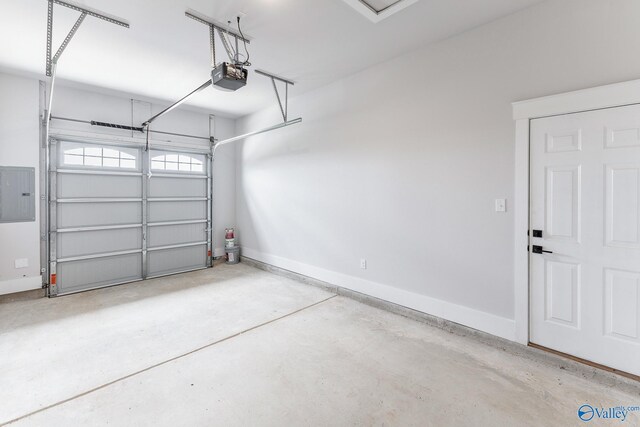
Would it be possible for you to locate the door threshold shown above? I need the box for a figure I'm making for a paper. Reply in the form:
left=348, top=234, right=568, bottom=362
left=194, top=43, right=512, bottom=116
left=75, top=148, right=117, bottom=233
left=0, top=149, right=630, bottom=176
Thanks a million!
left=529, top=343, right=640, bottom=383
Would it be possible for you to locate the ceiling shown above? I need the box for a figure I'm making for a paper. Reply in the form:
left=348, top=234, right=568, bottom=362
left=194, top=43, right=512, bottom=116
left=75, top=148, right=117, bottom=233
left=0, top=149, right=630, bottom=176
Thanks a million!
left=0, top=0, right=545, bottom=118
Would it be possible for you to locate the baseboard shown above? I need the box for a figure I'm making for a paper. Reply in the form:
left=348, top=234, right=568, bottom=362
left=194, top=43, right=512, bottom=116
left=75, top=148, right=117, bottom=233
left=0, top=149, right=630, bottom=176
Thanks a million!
left=0, top=275, right=42, bottom=296
left=242, top=254, right=640, bottom=394
left=240, top=248, right=517, bottom=341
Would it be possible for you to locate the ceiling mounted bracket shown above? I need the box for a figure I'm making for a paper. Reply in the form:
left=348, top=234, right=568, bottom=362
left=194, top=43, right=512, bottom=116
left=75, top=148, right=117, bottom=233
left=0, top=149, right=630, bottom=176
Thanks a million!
left=256, top=69, right=295, bottom=123
left=217, top=28, right=236, bottom=64
left=209, top=25, right=216, bottom=68
left=51, top=11, right=86, bottom=67
left=45, top=0, right=129, bottom=76
left=186, top=10, right=251, bottom=68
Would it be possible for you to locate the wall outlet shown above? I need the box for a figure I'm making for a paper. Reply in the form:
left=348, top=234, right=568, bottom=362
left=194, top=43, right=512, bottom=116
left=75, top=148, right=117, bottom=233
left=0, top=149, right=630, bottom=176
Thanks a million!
left=14, top=258, right=28, bottom=269
left=495, top=198, right=507, bottom=213
left=360, top=259, right=367, bottom=270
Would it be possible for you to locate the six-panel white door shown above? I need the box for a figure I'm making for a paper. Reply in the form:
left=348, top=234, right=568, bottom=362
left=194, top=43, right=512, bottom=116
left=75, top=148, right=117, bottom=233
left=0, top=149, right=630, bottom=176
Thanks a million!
left=530, top=104, right=640, bottom=376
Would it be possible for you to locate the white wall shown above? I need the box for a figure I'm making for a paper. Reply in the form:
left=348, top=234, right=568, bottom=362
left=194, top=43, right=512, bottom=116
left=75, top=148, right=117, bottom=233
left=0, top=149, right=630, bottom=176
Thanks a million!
left=0, top=72, right=237, bottom=295
left=0, top=74, right=41, bottom=294
left=235, top=0, right=640, bottom=341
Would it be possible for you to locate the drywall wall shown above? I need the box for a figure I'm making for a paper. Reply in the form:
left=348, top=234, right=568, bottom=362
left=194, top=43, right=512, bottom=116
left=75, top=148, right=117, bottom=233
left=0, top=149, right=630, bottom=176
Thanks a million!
left=235, top=0, right=640, bottom=341
left=0, top=71, right=236, bottom=295
left=0, top=73, right=41, bottom=294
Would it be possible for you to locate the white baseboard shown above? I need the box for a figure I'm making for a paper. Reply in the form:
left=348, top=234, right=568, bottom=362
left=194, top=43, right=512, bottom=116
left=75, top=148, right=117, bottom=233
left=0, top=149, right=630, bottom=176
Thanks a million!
left=242, top=248, right=517, bottom=342
left=214, top=248, right=227, bottom=258
left=0, top=275, right=42, bottom=296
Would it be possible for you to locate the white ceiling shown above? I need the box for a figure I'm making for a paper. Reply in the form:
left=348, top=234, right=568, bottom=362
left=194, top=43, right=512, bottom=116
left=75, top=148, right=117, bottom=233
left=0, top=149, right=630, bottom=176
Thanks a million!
left=0, top=0, right=544, bottom=118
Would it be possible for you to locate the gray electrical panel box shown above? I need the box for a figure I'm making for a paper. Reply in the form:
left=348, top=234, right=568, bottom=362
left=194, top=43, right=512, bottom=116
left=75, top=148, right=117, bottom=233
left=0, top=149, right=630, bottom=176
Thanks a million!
left=0, top=166, right=35, bottom=223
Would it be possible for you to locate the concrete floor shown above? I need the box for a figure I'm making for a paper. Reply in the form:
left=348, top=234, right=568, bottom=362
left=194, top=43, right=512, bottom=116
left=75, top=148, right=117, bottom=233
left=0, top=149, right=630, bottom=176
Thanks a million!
left=1, top=263, right=638, bottom=426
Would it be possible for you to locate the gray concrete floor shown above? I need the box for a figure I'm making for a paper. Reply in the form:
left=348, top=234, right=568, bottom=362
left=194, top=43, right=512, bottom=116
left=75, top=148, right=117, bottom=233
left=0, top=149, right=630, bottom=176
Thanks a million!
left=1, top=263, right=638, bottom=426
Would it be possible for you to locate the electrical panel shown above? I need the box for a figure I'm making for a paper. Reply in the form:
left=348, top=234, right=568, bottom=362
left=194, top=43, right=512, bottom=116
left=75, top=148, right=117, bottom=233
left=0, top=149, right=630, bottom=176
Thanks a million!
left=0, top=166, right=35, bottom=223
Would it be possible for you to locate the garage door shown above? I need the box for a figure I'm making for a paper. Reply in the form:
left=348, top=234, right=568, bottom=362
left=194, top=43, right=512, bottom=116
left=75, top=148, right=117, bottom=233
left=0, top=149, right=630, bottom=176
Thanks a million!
left=48, top=138, right=212, bottom=296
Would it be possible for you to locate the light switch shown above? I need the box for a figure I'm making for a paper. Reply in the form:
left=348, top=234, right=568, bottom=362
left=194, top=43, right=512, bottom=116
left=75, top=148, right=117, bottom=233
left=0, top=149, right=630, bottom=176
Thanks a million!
left=495, top=199, right=507, bottom=213
left=15, top=258, right=28, bottom=269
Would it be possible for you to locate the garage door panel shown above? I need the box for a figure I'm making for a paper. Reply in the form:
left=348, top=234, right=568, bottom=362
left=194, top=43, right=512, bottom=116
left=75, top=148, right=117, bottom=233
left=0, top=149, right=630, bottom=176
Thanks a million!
left=148, top=245, right=207, bottom=277
left=148, top=223, right=206, bottom=248
left=57, top=202, right=142, bottom=228
left=148, top=177, right=206, bottom=198
left=57, top=228, right=142, bottom=259
left=57, top=253, right=142, bottom=294
left=148, top=201, right=206, bottom=222
left=57, top=174, right=142, bottom=199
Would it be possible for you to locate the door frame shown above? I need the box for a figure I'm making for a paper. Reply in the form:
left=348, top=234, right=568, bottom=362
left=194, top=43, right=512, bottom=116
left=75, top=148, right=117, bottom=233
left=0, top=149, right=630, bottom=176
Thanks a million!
left=512, top=78, right=640, bottom=345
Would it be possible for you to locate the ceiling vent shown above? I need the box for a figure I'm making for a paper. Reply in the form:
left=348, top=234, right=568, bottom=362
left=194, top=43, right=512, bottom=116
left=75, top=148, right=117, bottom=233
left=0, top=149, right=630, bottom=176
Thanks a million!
left=342, top=0, right=420, bottom=23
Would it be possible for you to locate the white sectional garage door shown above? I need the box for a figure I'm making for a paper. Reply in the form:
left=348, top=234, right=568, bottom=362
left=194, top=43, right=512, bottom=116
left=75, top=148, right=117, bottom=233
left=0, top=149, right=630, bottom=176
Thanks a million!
left=49, top=139, right=212, bottom=296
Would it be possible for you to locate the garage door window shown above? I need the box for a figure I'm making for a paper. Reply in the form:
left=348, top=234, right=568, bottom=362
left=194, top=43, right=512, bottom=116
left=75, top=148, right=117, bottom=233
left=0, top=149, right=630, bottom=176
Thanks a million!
left=151, top=153, right=204, bottom=173
left=61, top=142, right=138, bottom=170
